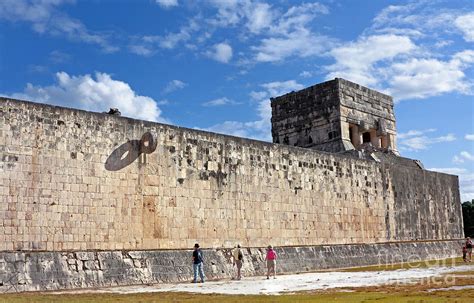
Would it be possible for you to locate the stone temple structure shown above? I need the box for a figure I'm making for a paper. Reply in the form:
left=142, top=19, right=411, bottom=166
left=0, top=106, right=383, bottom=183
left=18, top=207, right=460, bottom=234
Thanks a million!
left=271, top=78, right=398, bottom=155
left=0, top=78, right=463, bottom=292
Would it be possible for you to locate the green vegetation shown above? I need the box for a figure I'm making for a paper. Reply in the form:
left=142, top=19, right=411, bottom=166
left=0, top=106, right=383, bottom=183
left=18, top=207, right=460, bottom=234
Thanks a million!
left=2, top=290, right=474, bottom=303
left=462, top=199, right=474, bottom=237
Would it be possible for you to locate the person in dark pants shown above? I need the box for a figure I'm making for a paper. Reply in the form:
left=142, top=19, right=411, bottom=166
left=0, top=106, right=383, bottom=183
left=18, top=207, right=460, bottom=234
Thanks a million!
left=192, top=243, right=205, bottom=283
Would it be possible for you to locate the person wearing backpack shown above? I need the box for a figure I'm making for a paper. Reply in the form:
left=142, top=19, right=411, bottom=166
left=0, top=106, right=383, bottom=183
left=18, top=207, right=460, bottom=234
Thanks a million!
left=192, top=243, right=205, bottom=283
left=232, top=244, right=244, bottom=280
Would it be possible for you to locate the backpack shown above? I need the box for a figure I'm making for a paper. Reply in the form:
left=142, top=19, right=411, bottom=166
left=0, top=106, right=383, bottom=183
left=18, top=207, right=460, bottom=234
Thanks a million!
left=238, top=250, right=243, bottom=261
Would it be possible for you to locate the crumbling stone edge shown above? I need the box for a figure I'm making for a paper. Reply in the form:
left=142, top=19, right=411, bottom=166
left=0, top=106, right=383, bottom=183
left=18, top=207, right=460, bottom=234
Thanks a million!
left=0, top=239, right=463, bottom=293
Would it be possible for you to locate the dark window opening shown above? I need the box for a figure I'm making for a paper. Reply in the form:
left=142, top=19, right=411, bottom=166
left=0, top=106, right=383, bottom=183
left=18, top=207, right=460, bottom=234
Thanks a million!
left=328, top=131, right=338, bottom=140
left=362, top=132, right=371, bottom=143
left=308, top=136, right=313, bottom=144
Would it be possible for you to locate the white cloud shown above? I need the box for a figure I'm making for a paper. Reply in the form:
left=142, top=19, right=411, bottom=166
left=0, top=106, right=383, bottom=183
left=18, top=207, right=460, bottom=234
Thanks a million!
left=129, top=44, right=154, bottom=56
left=130, top=19, right=200, bottom=55
left=207, top=0, right=242, bottom=28
left=398, top=129, right=456, bottom=151
left=246, top=2, right=274, bottom=34
left=207, top=43, right=233, bottom=63
left=371, top=3, right=469, bottom=40
left=325, top=33, right=474, bottom=100
left=156, top=0, right=178, bottom=9
left=326, top=34, right=416, bottom=87
left=4, top=71, right=164, bottom=122
left=466, top=134, right=474, bottom=141
left=429, top=167, right=474, bottom=202
left=270, top=2, right=328, bottom=36
left=251, top=2, right=331, bottom=63
left=0, top=0, right=117, bottom=52
left=299, top=71, right=312, bottom=78
left=163, top=80, right=187, bottom=94
left=454, top=151, right=474, bottom=163
left=254, top=29, right=331, bottom=63
left=325, top=3, right=473, bottom=101
left=388, top=50, right=474, bottom=99
left=202, top=97, right=239, bottom=107
left=203, top=80, right=303, bottom=141
left=397, top=128, right=436, bottom=139
left=206, top=1, right=330, bottom=63
left=454, top=12, right=474, bottom=42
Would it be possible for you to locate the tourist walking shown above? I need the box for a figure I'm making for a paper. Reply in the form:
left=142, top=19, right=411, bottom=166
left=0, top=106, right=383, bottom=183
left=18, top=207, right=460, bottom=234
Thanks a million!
left=232, top=244, right=244, bottom=280
left=192, top=243, right=205, bottom=283
left=466, top=237, right=473, bottom=262
left=265, top=245, right=277, bottom=279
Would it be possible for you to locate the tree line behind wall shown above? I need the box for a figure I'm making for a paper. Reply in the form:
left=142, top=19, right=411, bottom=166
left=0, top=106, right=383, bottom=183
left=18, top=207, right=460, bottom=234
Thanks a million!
left=462, top=200, right=474, bottom=237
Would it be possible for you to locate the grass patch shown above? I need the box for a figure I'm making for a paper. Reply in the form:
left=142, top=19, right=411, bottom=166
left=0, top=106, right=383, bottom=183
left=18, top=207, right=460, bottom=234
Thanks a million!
left=2, top=290, right=474, bottom=303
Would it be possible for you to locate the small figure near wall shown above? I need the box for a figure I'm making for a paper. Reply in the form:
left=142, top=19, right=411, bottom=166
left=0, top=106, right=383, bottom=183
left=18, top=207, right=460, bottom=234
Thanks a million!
left=265, top=245, right=277, bottom=279
left=192, top=243, right=205, bottom=283
left=463, top=244, right=468, bottom=262
left=466, top=237, right=473, bottom=262
left=232, top=244, right=244, bottom=280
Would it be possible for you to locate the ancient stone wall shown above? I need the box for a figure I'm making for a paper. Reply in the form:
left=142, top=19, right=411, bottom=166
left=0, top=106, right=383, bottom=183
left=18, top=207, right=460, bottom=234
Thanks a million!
left=0, top=240, right=463, bottom=293
left=0, top=98, right=463, bottom=253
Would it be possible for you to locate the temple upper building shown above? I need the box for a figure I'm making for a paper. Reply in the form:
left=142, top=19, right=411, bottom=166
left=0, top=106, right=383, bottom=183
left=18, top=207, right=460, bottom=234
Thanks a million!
left=271, top=78, right=399, bottom=155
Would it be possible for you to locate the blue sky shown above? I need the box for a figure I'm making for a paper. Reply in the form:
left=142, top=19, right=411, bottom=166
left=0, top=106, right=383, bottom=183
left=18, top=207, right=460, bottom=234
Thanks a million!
left=0, top=0, right=473, bottom=200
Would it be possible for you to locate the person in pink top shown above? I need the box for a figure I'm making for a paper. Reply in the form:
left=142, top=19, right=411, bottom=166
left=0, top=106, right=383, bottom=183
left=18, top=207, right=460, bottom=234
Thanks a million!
left=265, top=245, right=277, bottom=279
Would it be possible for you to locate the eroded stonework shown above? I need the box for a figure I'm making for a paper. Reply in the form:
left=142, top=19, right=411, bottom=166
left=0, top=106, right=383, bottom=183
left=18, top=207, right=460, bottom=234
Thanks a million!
left=0, top=78, right=464, bottom=292
left=271, top=78, right=398, bottom=154
left=0, top=96, right=462, bottom=251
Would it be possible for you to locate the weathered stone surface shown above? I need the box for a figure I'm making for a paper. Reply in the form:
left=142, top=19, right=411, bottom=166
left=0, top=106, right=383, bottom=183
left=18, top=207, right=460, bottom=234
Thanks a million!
left=0, top=79, right=464, bottom=292
left=0, top=241, right=463, bottom=293
left=0, top=97, right=463, bottom=252
left=271, top=78, right=398, bottom=154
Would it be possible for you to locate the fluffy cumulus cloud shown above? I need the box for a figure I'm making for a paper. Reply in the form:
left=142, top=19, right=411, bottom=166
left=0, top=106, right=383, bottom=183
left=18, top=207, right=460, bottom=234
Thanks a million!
left=429, top=167, right=474, bottom=201
left=322, top=3, right=474, bottom=101
left=155, top=0, right=178, bottom=9
left=326, top=34, right=416, bottom=87
left=203, top=80, right=303, bottom=140
left=388, top=50, right=474, bottom=99
left=163, top=79, right=187, bottom=94
left=466, top=134, right=474, bottom=141
left=207, top=42, right=233, bottom=63
left=397, top=129, right=456, bottom=151
left=0, top=0, right=117, bottom=52
left=5, top=72, right=164, bottom=122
